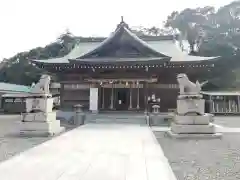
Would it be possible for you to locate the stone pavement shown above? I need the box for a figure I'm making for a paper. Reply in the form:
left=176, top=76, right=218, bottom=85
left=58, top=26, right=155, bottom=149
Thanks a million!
left=0, top=124, right=176, bottom=180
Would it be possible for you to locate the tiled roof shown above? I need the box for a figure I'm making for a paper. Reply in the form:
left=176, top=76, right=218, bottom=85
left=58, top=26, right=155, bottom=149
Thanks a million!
left=33, top=42, right=100, bottom=64
left=32, top=20, right=219, bottom=64
left=148, top=40, right=219, bottom=62
left=33, top=39, right=218, bottom=64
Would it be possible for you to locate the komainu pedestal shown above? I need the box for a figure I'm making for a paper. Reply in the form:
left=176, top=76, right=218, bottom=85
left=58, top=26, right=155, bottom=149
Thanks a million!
left=167, top=74, right=222, bottom=139
left=20, top=75, right=65, bottom=137
left=20, top=97, right=65, bottom=137
left=177, top=98, right=205, bottom=115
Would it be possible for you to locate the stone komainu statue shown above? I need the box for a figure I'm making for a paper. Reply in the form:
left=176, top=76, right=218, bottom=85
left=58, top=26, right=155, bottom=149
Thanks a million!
left=177, top=73, right=208, bottom=95
left=30, top=75, right=51, bottom=94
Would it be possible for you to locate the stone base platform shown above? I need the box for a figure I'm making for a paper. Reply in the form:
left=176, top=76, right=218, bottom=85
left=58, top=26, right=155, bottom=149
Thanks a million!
left=174, top=113, right=213, bottom=125
left=20, top=126, right=65, bottom=137
left=168, top=121, right=223, bottom=139
left=20, top=112, right=65, bottom=137
left=171, top=122, right=217, bottom=134
left=22, top=111, right=57, bottom=122
left=166, top=130, right=222, bottom=139
left=177, top=98, right=205, bottom=115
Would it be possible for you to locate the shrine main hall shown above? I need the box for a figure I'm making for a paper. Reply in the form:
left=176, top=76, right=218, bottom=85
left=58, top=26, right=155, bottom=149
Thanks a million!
left=32, top=19, right=223, bottom=112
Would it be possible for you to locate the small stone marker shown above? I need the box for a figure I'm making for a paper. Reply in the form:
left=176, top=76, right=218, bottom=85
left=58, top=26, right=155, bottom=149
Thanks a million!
left=73, top=104, right=85, bottom=126
left=152, top=104, right=160, bottom=114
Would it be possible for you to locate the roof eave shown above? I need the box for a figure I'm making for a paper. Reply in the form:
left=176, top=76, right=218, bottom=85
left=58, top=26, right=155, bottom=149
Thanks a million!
left=68, top=57, right=170, bottom=65
left=31, top=59, right=69, bottom=65
left=170, top=56, right=221, bottom=63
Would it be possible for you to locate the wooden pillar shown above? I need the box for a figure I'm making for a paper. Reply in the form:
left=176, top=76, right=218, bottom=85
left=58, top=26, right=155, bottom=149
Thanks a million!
left=137, top=82, right=140, bottom=109
left=129, top=84, right=132, bottom=109
left=110, top=83, right=114, bottom=109
left=238, top=96, right=240, bottom=113
left=144, top=82, right=149, bottom=114
left=60, top=83, right=64, bottom=109
left=209, top=95, right=213, bottom=113
left=228, top=96, right=231, bottom=113
left=224, top=96, right=227, bottom=113
left=102, top=87, right=105, bottom=109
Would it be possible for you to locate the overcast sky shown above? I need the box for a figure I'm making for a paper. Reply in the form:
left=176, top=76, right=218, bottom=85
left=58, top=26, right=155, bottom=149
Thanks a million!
left=0, top=0, right=232, bottom=60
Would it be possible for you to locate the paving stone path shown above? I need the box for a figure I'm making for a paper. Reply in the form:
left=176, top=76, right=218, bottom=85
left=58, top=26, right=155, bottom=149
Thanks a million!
left=0, top=124, right=176, bottom=180
left=1, top=114, right=240, bottom=180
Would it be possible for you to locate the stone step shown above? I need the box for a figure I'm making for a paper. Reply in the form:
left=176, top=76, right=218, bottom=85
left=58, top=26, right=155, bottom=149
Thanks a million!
left=86, top=114, right=147, bottom=124
left=171, top=122, right=216, bottom=134
left=89, top=115, right=145, bottom=119
left=88, top=118, right=147, bottom=124
left=92, top=117, right=146, bottom=121
left=56, top=111, right=147, bottom=124
left=100, top=118, right=146, bottom=121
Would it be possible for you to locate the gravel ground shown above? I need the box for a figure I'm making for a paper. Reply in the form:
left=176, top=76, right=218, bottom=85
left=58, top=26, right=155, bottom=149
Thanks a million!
left=154, top=131, right=240, bottom=180
left=0, top=115, right=75, bottom=163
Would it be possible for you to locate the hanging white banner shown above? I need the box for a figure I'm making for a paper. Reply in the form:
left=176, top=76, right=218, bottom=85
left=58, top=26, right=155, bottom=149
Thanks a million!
left=89, top=88, right=98, bottom=112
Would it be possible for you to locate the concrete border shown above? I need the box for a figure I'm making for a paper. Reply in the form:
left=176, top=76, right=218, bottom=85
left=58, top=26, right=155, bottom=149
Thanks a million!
left=148, top=126, right=177, bottom=180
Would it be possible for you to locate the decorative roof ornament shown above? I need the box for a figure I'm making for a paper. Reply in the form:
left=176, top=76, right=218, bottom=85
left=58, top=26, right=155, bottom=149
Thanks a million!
left=116, top=16, right=130, bottom=30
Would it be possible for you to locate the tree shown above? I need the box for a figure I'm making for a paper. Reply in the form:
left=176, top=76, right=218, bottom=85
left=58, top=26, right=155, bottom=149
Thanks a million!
left=131, top=26, right=173, bottom=36
left=0, top=30, right=78, bottom=85
left=165, top=7, right=215, bottom=53
left=164, top=1, right=240, bottom=89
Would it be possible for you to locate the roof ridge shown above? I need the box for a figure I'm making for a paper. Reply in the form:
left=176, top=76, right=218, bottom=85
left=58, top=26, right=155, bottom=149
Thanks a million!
left=76, top=35, right=179, bottom=43
left=77, top=24, right=170, bottom=59
left=123, top=27, right=170, bottom=57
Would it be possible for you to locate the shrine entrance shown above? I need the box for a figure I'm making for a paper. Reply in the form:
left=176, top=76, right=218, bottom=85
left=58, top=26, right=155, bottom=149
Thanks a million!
left=115, top=88, right=129, bottom=110
left=99, top=82, right=146, bottom=111
left=88, top=77, right=158, bottom=111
